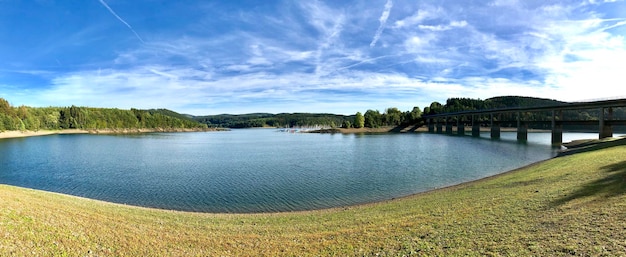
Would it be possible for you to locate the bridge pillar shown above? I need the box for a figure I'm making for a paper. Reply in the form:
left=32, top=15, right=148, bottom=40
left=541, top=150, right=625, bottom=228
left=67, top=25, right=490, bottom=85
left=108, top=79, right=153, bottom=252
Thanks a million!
left=517, top=112, right=528, bottom=141
left=600, top=107, right=613, bottom=139
left=551, top=110, right=563, bottom=145
left=428, top=118, right=435, bottom=133
left=436, top=118, right=443, bottom=133
left=490, top=114, right=500, bottom=139
left=472, top=115, right=480, bottom=137
left=457, top=116, right=465, bottom=135
left=446, top=117, right=453, bottom=134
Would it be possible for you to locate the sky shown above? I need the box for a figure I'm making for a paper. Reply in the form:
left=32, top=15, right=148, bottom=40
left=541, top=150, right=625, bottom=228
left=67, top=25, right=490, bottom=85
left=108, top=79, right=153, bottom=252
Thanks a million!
left=1, top=0, right=625, bottom=115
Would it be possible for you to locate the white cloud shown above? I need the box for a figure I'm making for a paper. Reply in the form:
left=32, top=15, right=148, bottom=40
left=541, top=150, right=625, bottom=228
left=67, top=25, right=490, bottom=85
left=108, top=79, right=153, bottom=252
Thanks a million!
left=402, top=34, right=438, bottom=54
left=418, top=20, right=467, bottom=31
left=588, top=0, right=623, bottom=4
left=490, top=0, right=519, bottom=7
left=224, top=64, right=252, bottom=72
left=392, top=8, right=438, bottom=29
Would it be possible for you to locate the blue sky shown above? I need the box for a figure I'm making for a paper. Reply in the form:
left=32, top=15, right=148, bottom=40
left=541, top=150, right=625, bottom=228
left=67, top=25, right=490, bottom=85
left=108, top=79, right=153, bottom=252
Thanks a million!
left=1, top=0, right=625, bottom=115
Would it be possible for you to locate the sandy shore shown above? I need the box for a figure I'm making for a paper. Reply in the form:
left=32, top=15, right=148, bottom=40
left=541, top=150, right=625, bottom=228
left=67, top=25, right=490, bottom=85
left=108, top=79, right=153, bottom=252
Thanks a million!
left=0, top=128, right=222, bottom=140
left=0, top=129, right=89, bottom=139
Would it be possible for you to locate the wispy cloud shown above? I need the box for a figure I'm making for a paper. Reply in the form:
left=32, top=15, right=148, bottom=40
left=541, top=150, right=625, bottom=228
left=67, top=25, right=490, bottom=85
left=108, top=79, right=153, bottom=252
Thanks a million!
left=418, top=20, right=467, bottom=31
left=370, top=0, right=393, bottom=47
left=392, top=8, right=437, bottom=29
left=597, top=19, right=626, bottom=31
left=299, top=1, right=347, bottom=76
left=98, top=0, right=144, bottom=43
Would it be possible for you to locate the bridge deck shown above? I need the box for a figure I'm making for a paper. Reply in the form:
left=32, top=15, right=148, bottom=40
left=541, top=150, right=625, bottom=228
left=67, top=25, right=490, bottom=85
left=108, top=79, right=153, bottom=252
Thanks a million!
left=423, top=98, right=626, bottom=118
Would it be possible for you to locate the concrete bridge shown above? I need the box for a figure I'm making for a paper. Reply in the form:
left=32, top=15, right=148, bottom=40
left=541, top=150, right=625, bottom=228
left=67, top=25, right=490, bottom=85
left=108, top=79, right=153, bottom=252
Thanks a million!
left=422, top=98, right=626, bottom=145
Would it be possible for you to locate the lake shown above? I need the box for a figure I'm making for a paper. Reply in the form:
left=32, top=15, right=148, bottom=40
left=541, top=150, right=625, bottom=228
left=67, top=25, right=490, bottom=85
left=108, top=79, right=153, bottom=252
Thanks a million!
left=0, top=129, right=599, bottom=213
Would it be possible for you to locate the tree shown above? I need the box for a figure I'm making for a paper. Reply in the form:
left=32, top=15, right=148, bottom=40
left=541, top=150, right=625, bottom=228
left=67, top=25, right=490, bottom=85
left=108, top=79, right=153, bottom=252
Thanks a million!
left=410, top=106, right=422, bottom=119
left=425, top=102, right=443, bottom=115
left=404, top=106, right=422, bottom=124
left=354, top=112, right=365, bottom=128
left=0, top=98, right=12, bottom=115
left=384, top=107, right=402, bottom=126
left=364, top=109, right=381, bottom=128
left=342, top=120, right=352, bottom=129
left=0, top=113, right=10, bottom=131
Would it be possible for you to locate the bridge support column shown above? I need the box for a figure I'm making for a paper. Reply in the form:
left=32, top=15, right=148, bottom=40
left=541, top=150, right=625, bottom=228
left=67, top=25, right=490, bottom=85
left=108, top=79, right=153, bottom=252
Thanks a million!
left=446, top=117, right=453, bottom=134
left=457, top=116, right=465, bottom=135
left=516, top=112, right=527, bottom=141
left=600, top=107, right=613, bottom=139
left=490, top=114, right=500, bottom=139
left=428, top=119, right=435, bottom=133
left=436, top=119, right=443, bottom=133
left=551, top=110, right=563, bottom=145
left=472, top=115, right=480, bottom=137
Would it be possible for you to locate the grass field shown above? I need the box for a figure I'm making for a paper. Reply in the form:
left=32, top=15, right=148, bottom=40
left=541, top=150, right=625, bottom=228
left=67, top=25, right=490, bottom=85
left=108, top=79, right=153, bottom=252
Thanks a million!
left=1, top=144, right=625, bottom=256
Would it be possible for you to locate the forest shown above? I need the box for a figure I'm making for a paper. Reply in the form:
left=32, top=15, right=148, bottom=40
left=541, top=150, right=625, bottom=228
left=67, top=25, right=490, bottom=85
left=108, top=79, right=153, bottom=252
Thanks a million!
left=194, top=107, right=423, bottom=129
left=0, top=98, right=207, bottom=132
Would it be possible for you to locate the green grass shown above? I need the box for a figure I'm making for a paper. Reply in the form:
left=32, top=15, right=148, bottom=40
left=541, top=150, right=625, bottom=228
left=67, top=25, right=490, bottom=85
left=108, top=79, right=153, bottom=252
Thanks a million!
left=1, top=145, right=626, bottom=256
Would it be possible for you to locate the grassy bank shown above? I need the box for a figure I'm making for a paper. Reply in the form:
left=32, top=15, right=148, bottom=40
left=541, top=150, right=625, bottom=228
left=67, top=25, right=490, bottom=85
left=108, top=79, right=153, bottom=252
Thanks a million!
left=1, top=145, right=626, bottom=256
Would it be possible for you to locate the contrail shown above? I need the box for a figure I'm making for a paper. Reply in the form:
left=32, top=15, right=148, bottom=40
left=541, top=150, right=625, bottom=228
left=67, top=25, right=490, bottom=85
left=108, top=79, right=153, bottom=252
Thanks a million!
left=98, top=0, right=145, bottom=43
left=370, top=0, right=393, bottom=48
left=599, top=19, right=626, bottom=32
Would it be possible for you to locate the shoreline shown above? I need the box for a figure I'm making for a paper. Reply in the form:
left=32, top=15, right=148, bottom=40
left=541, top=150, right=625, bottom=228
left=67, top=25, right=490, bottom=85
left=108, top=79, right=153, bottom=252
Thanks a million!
left=0, top=129, right=89, bottom=139
left=0, top=128, right=225, bottom=140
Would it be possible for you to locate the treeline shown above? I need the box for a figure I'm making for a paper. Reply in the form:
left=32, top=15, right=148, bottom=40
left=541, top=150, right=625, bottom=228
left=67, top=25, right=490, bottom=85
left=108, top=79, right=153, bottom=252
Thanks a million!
left=195, top=96, right=585, bottom=129
left=357, top=107, right=423, bottom=128
left=195, top=107, right=424, bottom=129
left=0, top=98, right=207, bottom=132
left=423, top=96, right=566, bottom=115
left=195, top=113, right=352, bottom=128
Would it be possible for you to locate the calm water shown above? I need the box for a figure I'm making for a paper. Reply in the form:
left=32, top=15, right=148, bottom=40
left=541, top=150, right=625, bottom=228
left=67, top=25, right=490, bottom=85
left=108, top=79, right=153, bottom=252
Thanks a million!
left=0, top=129, right=598, bottom=213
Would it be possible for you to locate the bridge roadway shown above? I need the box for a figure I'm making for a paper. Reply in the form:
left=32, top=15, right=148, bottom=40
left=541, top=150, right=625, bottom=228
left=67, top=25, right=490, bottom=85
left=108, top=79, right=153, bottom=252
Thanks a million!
left=422, top=98, right=626, bottom=145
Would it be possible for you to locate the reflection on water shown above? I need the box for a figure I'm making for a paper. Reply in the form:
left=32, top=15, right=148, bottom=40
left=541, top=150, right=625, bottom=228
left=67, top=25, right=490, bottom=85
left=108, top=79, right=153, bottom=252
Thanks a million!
left=0, top=130, right=601, bottom=213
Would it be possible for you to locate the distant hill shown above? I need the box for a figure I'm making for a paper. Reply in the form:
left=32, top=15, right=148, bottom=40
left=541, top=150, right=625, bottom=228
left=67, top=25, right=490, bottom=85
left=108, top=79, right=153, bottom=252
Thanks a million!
left=484, top=96, right=565, bottom=109
left=194, top=113, right=353, bottom=128
left=146, top=109, right=199, bottom=123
